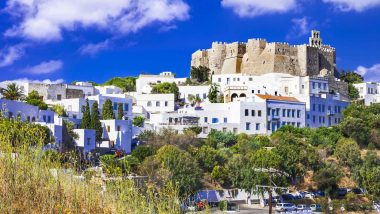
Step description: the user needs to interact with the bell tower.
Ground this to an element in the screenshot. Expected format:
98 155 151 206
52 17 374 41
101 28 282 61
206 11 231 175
309 30 322 47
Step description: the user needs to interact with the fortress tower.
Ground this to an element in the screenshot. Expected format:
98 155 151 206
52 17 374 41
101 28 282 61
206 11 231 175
190 30 337 78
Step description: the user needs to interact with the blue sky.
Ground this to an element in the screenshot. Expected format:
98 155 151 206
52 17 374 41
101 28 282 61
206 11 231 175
0 0 380 84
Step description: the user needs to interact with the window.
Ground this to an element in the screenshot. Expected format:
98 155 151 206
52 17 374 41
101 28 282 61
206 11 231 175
155 101 159 107
57 94 62 100
302 85 305 89
267 108 271 116
249 78 253 81
246 122 251 130
203 93 207 99
292 110 295 118
73 115 77 119
267 122 271 131
323 83 327 90
318 83 321 89
223 127 227 132
124 104 129 111
224 118 228 123
312 104 316 111
252 90 255 94
212 118 219 123
312 82 316 89
258 90 261 94
233 128 238 134
251 110 255 117
313 115 316 123
307 114 310 119
117 126 120 131
258 110 262 117
318 104 321 112
297 110 301 118
256 123 260 131
203 127 208 134
287 109 291 117
32 117 35 122
218 78 221 82
87 138 91 146
165 101 168 107
47 116 51 123
245 109 249 116
43 115 46 122
283 109 286 117
107 126 110 132
27 116 30 122
147 101 152 107
113 103 118 110
297 122 300 128
204 117 208 123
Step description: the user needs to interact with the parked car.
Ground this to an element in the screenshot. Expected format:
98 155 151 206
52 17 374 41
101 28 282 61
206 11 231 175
310 204 322 212
337 188 348 197
275 203 296 212
313 190 325 197
304 192 315 199
296 204 310 211
350 188 364 195
281 194 295 201
272 195 281 203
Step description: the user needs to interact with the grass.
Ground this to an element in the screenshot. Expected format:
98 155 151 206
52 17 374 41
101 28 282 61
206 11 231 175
0 142 182 213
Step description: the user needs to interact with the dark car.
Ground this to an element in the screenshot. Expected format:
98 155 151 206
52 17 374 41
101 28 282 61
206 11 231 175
281 194 295 201
350 188 364 195
313 190 325 197
337 188 348 197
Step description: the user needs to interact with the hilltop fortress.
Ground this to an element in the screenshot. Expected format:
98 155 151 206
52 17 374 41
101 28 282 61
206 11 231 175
191 30 336 77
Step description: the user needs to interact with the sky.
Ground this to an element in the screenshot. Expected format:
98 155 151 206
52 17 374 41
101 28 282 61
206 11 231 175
0 0 380 84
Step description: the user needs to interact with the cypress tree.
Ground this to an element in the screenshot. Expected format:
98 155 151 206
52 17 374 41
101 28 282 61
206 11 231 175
102 99 115 120
90 101 103 143
80 99 91 129
117 103 124 120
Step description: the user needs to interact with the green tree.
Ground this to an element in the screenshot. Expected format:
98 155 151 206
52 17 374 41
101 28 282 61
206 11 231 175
335 138 361 167
183 126 202 135
103 77 136 92
339 117 370 146
131 146 154 162
340 70 363 100
132 116 145 127
206 129 237 148
90 101 103 143
208 83 220 103
0 83 24 100
117 103 124 120
102 99 115 120
195 145 225 172
80 99 91 129
348 84 360 100
61 120 79 152
151 82 180 102
25 90 48 110
190 66 210 83
353 151 380 196
52 105 67 117
140 145 202 197
313 162 343 196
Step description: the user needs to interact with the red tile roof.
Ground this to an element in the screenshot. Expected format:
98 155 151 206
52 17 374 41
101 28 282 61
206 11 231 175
256 94 300 102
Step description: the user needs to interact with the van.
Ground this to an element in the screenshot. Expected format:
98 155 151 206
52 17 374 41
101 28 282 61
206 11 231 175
275 203 296 212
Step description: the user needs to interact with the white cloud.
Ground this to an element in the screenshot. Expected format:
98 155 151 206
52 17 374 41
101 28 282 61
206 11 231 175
79 40 110 56
355 64 380 82
0 78 65 89
322 0 380 12
0 44 27 67
286 17 316 40
5 0 190 41
21 60 63 74
221 0 298 17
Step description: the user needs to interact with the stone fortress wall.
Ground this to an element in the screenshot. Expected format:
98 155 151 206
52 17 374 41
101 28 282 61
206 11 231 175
191 30 336 78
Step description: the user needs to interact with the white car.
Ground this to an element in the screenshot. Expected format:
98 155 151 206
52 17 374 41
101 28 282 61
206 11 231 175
296 204 310 211
275 203 296 212
304 192 315 199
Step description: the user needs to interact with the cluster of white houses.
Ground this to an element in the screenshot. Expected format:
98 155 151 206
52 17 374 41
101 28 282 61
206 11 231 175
2 68 378 154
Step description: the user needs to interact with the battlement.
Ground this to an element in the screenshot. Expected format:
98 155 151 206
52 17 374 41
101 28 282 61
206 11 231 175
191 30 337 78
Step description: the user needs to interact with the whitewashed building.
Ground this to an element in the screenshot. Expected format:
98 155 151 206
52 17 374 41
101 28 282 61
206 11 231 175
353 82 380 105
148 94 306 137
99 120 133 153
136 71 187 93
74 129 96 153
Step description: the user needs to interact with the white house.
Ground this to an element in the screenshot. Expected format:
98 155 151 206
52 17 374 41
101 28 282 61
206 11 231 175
179 85 211 103
99 119 133 154
73 129 96 153
136 71 187 93
353 82 380 105
94 85 123 95
148 94 306 137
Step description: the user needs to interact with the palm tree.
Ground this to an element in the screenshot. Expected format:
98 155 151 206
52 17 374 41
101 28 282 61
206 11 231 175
0 83 25 100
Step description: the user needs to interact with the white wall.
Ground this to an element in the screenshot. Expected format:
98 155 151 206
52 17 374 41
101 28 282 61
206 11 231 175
74 129 96 153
